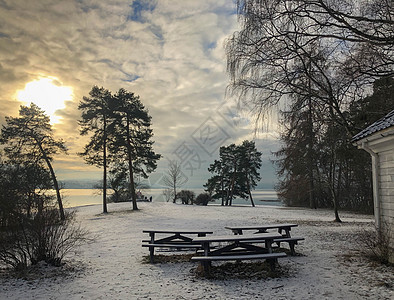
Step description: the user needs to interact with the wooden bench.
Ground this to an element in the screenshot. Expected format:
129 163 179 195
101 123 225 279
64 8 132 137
240 236 305 255
191 233 286 275
142 243 202 250
225 223 298 237
142 229 213 262
191 252 287 272
225 224 304 255
273 237 304 255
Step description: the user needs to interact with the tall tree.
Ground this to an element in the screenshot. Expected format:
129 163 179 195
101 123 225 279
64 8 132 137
238 141 262 207
162 160 187 203
205 141 262 207
225 0 393 220
274 77 394 214
204 155 227 206
79 86 113 214
111 88 161 210
0 104 67 220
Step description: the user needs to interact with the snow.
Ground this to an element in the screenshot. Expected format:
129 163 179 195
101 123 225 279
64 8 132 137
1 202 393 299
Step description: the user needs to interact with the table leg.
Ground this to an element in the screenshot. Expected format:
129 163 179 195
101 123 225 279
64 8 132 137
201 242 211 275
149 233 155 263
265 239 273 253
265 239 277 271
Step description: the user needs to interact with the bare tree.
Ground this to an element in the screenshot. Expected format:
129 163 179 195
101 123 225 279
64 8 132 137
225 0 393 221
162 161 187 203
232 0 393 78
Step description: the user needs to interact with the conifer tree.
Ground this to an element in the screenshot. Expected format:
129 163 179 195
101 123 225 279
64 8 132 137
0 104 67 220
110 88 161 210
79 86 113 214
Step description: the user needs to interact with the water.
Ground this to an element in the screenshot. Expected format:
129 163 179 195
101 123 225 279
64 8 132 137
62 188 282 208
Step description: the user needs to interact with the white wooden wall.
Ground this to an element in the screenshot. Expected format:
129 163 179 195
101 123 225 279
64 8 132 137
378 149 394 262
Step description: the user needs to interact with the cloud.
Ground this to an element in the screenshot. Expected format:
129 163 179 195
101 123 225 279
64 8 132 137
0 0 280 188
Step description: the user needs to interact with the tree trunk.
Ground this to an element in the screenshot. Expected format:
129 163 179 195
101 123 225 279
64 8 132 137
307 65 317 209
328 106 341 222
173 182 177 203
102 114 108 213
35 138 65 220
332 189 342 222
126 115 138 210
333 162 342 222
247 177 255 207
44 154 65 220
221 172 225 206
228 167 236 206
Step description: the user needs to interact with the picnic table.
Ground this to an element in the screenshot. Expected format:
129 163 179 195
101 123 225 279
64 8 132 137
191 233 286 274
142 229 213 262
225 223 304 255
225 223 298 237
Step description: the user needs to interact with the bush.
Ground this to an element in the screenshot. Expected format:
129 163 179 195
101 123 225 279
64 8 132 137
0 208 89 271
195 193 212 206
360 224 391 265
176 190 195 205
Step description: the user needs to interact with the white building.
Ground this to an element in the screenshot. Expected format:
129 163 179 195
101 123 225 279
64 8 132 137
353 110 394 263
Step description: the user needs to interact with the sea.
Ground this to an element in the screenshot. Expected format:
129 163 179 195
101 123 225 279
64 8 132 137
61 188 282 208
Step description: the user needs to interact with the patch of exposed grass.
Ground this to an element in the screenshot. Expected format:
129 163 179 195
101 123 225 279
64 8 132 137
193 260 289 280
142 253 195 264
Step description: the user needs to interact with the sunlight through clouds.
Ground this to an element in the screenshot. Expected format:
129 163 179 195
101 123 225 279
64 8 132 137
0 0 279 186
16 77 73 124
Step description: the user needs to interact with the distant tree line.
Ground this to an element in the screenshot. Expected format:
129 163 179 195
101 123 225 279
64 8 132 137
274 77 394 213
225 0 394 219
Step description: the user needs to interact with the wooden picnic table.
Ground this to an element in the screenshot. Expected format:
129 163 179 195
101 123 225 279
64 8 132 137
225 223 298 237
142 229 213 262
191 233 286 274
225 223 304 255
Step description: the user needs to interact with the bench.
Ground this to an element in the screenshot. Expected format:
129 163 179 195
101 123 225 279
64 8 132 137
225 224 304 255
191 252 287 273
191 233 286 275
142 243 201 250
241 236 305 255
273 237 304 255
225 223 298 237
142 229 213 263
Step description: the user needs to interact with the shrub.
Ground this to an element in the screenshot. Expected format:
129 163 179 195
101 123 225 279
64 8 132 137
195 193 212 206
176 190 196 205
162 189 173 202
360 224 391 265
0 208 89 271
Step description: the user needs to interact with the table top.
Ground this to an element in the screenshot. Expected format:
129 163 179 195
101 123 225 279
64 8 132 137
225 223 298 231
143 229 214 234
192 232 283 243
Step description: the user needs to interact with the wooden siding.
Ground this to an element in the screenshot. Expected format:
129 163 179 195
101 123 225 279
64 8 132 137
378 149 394 260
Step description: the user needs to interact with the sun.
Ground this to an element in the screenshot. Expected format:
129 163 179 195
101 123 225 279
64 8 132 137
16 77 73 124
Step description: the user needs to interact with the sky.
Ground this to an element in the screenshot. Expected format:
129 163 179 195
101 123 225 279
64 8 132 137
0 0 281 189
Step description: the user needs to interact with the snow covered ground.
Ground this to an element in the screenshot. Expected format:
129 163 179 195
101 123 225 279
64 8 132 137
1 202 393 300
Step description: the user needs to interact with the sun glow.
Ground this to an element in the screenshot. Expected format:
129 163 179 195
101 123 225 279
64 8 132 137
16 77 73 124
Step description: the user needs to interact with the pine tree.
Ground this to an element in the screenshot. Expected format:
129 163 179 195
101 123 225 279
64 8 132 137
78 86 113 214
110 88 161 210
0 104 67 220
